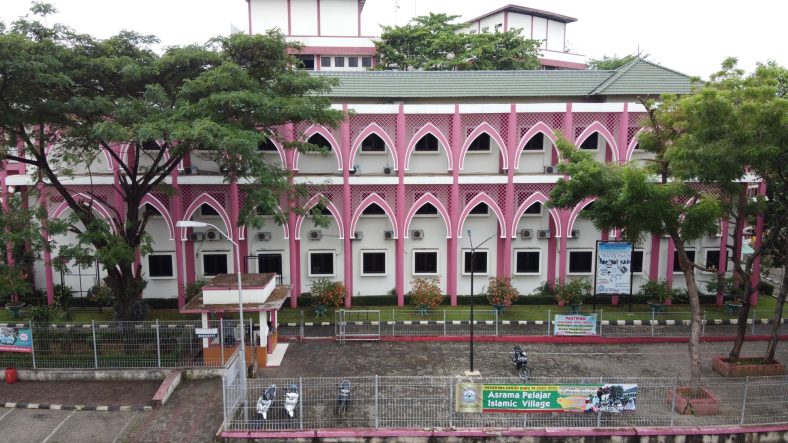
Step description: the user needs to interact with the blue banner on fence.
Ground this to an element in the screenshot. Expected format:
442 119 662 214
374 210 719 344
0 326 33 353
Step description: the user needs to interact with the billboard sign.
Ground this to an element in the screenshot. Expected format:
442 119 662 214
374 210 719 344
0 326 33 353
554 314 598 336
456 383 637 413
595 242 633 294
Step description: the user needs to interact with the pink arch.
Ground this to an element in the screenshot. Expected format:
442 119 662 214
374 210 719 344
350 193 398 238
404 193 452 238
458 122 508 170
625 128 648 161
45 142 114 172
575 121 619 162
456 193 506 239
50 193 116 232
404 123 454 171
565 197 597 234
140 194 175 240
510 191 563 238
260 138 286 167
294 125 342 171
294 194 344 240
349 123 398 171
514 122 558 169
180 194 232 241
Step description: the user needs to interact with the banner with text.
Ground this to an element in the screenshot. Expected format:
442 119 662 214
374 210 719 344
0 326 33 353
554 314 598 336
456 383 637 413
595 242 633 294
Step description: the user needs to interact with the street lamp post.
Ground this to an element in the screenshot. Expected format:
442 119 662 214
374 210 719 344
467 230 496 374
176 220 248 418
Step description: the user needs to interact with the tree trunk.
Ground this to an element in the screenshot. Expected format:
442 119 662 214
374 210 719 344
764 235 788 363
104 260 146 321
676 240 703 387
729 298 751 361
728 185 752 361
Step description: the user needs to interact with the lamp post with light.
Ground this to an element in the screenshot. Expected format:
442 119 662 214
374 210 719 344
467 230 496 374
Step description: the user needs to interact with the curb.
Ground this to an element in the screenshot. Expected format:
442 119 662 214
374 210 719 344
285 318 785 327
2 402 152 412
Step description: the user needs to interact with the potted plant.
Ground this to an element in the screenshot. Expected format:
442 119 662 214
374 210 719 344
639 280 672 313
310 279 345 317
486 276 519 314
409 277 442 316
554 279 590 314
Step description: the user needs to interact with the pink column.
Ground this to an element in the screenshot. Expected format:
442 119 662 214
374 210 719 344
546 217 557 286
618 103 630 164
716 218 729 306
284 123 301 307
38 184 55 305
750 182 767 306
341 109 353 308
665 238 675 305
649 234 661 282
229 176 248 272
184 185 197 286
395 104 406 306
171 171 186 307
0 169 14 272
448 105 461 304
501 105 516 277
558 210 569 284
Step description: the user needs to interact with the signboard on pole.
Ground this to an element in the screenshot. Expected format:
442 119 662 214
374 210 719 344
195 327 219 339
554 314 598 336
0 326 33 353
595 241 633 295
456 383 637 413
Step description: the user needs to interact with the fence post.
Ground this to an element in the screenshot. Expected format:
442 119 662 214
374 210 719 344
91 320 98 369
751 308 756 335
374 375 380 428
222 375 228 431
495 309 499 336
599 309 603 337
299 377 304 430
740 376 749 425
651 310 655 337
669 377 677 427
29 320 36 370
443 309 447 336
155 319 162 368
299 310 304 342
547 309 551 336
220 318 225 365
702 311 706 336
448 377 453 428
392 308 396 337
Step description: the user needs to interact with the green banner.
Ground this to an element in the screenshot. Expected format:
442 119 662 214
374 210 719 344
456 383 637 413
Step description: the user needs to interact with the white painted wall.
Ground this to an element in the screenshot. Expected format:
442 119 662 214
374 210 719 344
291 0 318 35
458 215 500 295
320 0 358 36
507 13 533 37
408 147 450 174
546 20 565 52
405 213 450 294
248 217 290 283
298 151 341 174
251 0 289 33
353 147 396 176
299 216 343 292
517 137 555 174
479 12 505 33
532 17 547 47
511 209 551 294
352 216 396 295
461 137 502 174
141 216 178 299
189 151 223 175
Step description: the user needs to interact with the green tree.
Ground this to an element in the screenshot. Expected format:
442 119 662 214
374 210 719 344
588 54 641 70
550 125 722 386
375 13 540 71
0 5 342 320
665 58 788 363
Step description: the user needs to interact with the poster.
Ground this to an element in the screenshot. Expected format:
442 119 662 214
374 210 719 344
554 314 598 336
595 242 633 294
457 383 637 413
0 326 33 353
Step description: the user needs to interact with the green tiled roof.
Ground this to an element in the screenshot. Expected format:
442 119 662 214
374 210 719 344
313 59 693 98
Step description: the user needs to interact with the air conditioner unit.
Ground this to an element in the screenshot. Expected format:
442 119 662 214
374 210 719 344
384 230 394 240
383 166 392 175
520 229 533 239
353 231 363 240
257 232 271 241
411 230 425 240
189 232 205 242
309 230 322 241
206 229 220 241
179 166 199 175
537 230 551 239
349 165 359 175
571 230 580 239
544 165 557 174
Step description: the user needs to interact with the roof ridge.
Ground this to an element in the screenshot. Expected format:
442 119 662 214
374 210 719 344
588 58 641 95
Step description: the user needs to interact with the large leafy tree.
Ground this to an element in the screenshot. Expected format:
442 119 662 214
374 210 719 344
588 54 641 70
0 5 342 320
375 13 540 71
666 59 788 363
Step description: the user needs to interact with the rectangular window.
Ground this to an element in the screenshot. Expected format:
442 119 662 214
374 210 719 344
320 56 331 68
361 56 372 68
413 250 438 275
704 249 722 272
148 254 174 278
309 251 334 276
257 253 283 275
295 55 314 70
463 250 488 275
515 250 540 274
202 253 228 276
361 251 386 275
631 250 644 274
673 250 696 273
334 56 345 68
568 250 593 274
348 56 359 68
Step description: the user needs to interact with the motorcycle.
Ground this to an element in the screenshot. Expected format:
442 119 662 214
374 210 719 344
511 345 532 381
256 384 276 420
337 380 351 415
284 384 299 418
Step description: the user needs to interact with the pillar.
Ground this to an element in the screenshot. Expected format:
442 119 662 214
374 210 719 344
171 170 186 307
38 184 56 305
649 233 661 282
395 104 406 305
501 105 516 277
341 107 353 308
284 123 301 307
750 182 766 306
618 103 630 165
448 105 461 304
665 238 675 305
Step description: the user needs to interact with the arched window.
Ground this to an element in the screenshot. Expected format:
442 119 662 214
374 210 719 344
200 204 219 216
468 133 491 152
580 133 599 150
414 134 439 152
469 203 489 215
258 137 277 152
144 204 161 217
415 203 438 215
361 203 386 215
523 133 545 151
523 202 542 215
360 134 386 152
308 134 332 151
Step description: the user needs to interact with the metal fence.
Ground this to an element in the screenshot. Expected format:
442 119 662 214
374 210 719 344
280 308 784 340
222 375 788 432
0 319 252 369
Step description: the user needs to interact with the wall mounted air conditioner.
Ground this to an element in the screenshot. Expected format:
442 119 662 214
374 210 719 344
349 165 359 175
257 232 271 241
189 232 205 242
309 230 322 240
544 165 557 174
383 167 392 175
353 231 363 240
571 230 580 239
384 230 394 240
411 230 425 240
537 230 551 239
520 229 533 239
206 229 220 241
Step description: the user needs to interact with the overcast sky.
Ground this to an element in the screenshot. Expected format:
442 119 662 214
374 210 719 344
2 0 786 79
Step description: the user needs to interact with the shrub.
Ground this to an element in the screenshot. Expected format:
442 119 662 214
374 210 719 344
310 279 346 307
409 277 443 309
554 279 591 305
704 276 745 302
29 304 58 322
639 280 673 303
486 276 520 307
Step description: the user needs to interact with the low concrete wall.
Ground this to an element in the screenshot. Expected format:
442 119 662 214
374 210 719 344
152 370 182 407
0 368 224 382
